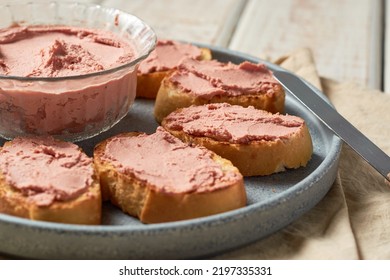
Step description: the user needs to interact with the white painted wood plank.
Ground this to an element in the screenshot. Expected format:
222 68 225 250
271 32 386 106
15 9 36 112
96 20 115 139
229 0 383 89
101 0 247 47
384 0 390 93
18 0 103 3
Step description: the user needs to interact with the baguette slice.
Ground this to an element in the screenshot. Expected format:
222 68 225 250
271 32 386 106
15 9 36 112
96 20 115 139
162 103 313 176
0 137 101 225
137 40 212 99
154 59 285 123
94 127 246 224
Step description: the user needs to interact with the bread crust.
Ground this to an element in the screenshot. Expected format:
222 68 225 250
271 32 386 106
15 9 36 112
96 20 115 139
154 76 285 123
136 48 212 99
0 143 101 225
136 71 168 99
94 132 246 224
162 110 313 176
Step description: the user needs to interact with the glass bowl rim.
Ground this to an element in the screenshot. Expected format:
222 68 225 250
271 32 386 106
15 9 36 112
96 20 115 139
0 1 157 82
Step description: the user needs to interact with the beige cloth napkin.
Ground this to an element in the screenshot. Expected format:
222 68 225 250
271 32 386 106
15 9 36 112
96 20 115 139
216 48 390 260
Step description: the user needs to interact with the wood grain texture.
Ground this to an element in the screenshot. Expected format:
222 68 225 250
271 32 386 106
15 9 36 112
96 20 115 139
102 0 247 46
229 0 383 89
385 0 390 93
21 0 103 3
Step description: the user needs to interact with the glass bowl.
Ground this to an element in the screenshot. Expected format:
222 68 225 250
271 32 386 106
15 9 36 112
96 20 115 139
0 1 156 141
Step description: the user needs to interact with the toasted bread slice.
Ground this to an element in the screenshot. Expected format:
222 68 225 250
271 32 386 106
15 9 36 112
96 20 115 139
162 103 313 176
94 128 246 223
136 40 212 99
0 137 101 225
154 59 285 123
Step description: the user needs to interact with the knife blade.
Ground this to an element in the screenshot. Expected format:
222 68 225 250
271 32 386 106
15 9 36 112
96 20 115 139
273 70 390 182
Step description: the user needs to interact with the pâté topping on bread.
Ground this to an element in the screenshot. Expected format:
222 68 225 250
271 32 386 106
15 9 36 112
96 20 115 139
137 40 211 98
94 127 246 223
0 137 94 206
138 40 209 74
154 58 285 122
162 103 313 176
170 59 279 97
0 136 101 224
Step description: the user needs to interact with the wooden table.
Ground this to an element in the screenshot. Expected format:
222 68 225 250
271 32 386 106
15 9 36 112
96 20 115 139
98 0 384 91
28 0 383 90
0 0 387 260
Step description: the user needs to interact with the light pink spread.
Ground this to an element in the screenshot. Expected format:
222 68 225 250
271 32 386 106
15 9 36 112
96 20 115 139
0 25 138 138
138 40 202 74
101 127 242 193
164 103 305 144
0 25 135 77
168 58 280 99
0 137 94 207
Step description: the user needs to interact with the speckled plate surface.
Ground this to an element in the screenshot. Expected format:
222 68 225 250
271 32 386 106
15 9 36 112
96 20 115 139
0 46 342 259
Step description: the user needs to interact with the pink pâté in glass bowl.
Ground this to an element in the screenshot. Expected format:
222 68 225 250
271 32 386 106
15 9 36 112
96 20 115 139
0 1 156 141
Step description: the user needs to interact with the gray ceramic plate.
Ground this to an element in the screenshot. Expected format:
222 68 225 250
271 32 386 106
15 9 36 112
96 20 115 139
0 46 342 259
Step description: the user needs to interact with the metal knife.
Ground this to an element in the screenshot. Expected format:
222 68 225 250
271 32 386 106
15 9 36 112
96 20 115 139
273 70 390 183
